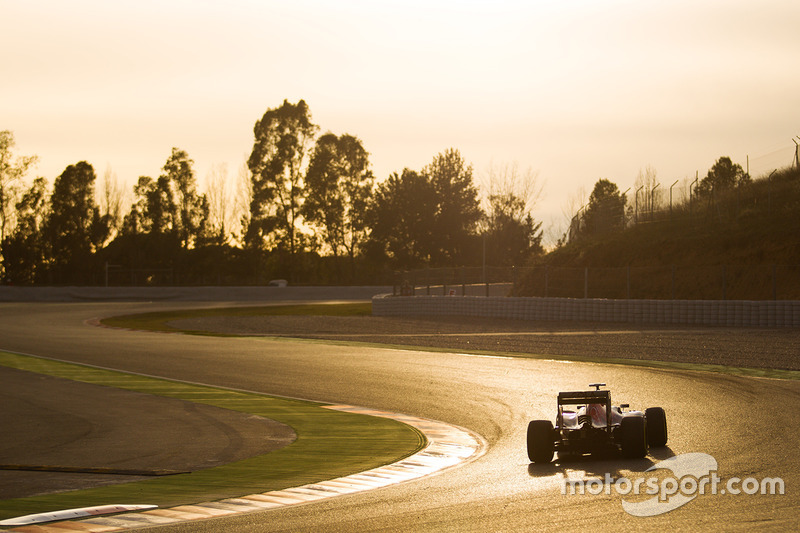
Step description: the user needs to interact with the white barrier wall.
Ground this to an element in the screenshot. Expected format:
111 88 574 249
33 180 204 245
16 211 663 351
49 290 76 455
372 295 800 327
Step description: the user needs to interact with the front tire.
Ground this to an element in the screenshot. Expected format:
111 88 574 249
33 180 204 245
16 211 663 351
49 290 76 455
645 407 668 447
527 420 554 463
620 415 647 458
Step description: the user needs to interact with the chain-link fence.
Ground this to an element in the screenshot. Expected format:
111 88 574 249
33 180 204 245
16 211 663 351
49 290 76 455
103 265 175 286
396 264 800 301
392 266 518 297
568 167 800 237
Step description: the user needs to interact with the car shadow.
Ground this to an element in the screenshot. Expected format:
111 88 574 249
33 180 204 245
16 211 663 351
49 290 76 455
647 445 677 461
527 446 676 479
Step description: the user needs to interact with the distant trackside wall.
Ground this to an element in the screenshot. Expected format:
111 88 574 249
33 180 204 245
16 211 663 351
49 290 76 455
371 295 800 327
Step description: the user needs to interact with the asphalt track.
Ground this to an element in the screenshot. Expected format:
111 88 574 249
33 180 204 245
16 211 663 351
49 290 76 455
1 301 799 531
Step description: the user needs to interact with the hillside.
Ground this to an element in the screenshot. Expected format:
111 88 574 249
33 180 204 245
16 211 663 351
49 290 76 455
515 167 800 300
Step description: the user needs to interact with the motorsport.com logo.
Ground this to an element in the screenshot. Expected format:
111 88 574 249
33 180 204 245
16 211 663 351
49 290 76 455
561 452 785 517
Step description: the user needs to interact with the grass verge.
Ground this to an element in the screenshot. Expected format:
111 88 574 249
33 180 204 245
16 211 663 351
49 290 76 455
0 350 425 521
100 302 372 333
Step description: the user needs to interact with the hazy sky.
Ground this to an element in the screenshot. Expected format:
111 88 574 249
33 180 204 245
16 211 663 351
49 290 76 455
3 0 799 243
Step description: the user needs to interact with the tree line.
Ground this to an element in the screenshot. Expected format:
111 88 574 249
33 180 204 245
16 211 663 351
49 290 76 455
565 156 756 242
0 100 544 286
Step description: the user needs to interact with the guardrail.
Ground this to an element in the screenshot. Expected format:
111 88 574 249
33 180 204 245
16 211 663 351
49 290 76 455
372 294 800 327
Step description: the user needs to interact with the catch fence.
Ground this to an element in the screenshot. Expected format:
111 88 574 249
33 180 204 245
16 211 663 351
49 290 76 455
397 264 800 301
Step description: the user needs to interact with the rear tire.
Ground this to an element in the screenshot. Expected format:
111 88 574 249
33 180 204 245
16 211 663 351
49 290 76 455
620 415 647 458
645 407 668 447
527 420 554 463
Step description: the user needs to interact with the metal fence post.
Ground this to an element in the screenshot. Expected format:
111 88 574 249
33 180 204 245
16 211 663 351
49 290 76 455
426 267 430 295
722 265 727 300
772 264 777 300
768 170 775 215
671 265 676 300
669 180 679 219
544 265 549 297
584 267 588 299
626 266 631 299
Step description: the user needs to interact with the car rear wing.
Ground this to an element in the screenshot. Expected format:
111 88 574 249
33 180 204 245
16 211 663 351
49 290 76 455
557 391 611 406
557 390 613 429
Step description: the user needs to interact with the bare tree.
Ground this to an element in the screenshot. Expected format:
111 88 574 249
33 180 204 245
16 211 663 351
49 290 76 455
205 163 231 242
98 165 125 242
560 186 587 245
481 162 543 216
480 162 545 264
634 165 662 217
541 215 563 251
677 176 693 205
0 131 37 242
232 158 252 246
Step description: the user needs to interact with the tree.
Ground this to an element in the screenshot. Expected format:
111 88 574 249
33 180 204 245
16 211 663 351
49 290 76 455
0 130 37 243
206 163 232 243
634 165 660 218
246 99 318 256
125 175 177 236
424 148 482 265
99 165 125 244
1 177 49 284
304 133 374 264
561 185 587 246
484 191 543 266
233 159 252 246
118 174 181 275
46 161 107 282
120 149 207 246
366 169 436 269
696 156 750 195
482 162 544 263
582 178 627 235
162 148 207 249
366 149 482 270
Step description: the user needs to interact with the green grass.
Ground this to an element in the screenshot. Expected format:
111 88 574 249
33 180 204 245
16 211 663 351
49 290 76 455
0 350 425 521
101 302 372 333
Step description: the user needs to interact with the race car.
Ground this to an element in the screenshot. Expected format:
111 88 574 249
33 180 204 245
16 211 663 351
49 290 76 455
527 383 667 463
